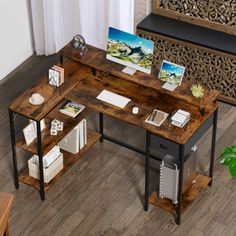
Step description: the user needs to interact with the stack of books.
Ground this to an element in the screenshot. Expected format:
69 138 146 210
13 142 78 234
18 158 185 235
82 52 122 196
171 109 190 128
58 119 87 154
48 65 64 87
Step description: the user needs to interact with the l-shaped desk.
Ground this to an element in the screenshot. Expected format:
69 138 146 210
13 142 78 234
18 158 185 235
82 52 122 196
9 43 219 225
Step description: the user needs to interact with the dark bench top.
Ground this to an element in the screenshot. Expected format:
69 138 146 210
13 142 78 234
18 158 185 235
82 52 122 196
137 13 236 56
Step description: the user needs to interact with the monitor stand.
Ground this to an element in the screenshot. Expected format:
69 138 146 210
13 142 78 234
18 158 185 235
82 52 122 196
162 82 178 91
122 67 136 75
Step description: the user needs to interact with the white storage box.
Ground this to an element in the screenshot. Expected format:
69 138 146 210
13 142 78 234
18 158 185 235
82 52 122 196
28 153 63 183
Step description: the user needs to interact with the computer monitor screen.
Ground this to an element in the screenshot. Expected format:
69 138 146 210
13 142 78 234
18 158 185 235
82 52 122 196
158 60 185 86
106 27 154 74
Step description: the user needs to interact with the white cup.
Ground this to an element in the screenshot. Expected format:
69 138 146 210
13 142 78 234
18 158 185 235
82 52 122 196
31 93 42 103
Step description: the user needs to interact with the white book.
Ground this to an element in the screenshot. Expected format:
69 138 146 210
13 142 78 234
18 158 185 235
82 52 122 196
83 119 87 145
171 109 190 124
76 124 80 152
79 121 84 150
171 118 189 128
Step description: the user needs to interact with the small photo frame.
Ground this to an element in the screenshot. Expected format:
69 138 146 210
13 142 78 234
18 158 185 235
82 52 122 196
158 60 185 90
23 123 37 146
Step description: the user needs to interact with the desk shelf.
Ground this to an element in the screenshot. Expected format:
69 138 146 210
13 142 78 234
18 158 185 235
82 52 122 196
15 100 91 156
18 129 101 192
149 174 211 215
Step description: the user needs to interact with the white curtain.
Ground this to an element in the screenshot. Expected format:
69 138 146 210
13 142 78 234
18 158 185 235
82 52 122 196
31 0 134 55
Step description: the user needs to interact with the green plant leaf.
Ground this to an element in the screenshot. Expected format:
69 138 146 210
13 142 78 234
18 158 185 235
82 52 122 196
220 153 235 165
228 158 236 178
224 147 233 153
230 145 236 154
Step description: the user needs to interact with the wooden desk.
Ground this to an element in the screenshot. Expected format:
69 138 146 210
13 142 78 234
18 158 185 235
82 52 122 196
61 43 219 224
0 193 13 236
9 43 219 225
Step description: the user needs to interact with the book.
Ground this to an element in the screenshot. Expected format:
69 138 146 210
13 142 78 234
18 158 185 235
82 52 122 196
79 121 84 150
53 65 64 85
171 109 190 128
59 101 85 118
83 119 87 145
145 109 169 127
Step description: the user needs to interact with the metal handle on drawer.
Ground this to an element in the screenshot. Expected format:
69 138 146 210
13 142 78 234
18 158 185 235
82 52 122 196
160 144 171 150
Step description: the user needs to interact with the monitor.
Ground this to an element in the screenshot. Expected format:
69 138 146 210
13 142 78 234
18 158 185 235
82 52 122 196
106 27 154 75
158 60 185 91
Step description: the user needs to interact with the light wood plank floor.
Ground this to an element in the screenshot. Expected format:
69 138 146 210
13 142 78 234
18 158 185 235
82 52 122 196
0 54 235 236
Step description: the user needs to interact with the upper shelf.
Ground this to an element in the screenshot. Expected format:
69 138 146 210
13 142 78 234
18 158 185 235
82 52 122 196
137 13 236 56
61 43 219 111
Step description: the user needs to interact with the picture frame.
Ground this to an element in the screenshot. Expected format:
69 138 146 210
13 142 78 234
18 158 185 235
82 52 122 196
23 123 37 146
158 60 185 86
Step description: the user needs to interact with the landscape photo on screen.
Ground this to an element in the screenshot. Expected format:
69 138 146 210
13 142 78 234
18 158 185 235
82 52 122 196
158 60 185 85
107 27 154 73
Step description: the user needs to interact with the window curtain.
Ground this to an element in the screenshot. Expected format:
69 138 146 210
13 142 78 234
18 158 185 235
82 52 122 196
31 0 134 55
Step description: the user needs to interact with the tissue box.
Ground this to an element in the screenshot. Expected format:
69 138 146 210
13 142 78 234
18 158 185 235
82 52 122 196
28 153 63 183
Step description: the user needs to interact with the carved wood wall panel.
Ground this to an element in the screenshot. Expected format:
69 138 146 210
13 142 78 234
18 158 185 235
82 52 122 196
159 0 236 27
137 30 236 104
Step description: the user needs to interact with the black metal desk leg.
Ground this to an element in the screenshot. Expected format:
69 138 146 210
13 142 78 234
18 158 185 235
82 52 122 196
99 113 104 143
144 131 151 211
176 144 184 225
209 108 218 186
8 109 19 189
36 121 45 201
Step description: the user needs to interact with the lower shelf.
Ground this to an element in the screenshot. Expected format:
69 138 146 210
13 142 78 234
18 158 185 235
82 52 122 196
149 174 211 215
19 129 101 192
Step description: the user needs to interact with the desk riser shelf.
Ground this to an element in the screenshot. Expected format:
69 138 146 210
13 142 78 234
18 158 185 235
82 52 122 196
149 174 211 215
61 44 219 109
18 129 101 191
15 100 92 156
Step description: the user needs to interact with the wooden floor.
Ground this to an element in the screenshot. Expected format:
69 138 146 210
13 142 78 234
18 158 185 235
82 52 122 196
0 54 236 236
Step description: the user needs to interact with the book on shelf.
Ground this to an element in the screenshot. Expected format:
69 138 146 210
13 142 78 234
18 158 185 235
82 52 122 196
145 109 169 127
58 119 87 154
59 101 85 118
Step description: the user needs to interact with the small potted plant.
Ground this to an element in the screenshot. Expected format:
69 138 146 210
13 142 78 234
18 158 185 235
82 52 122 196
190 84 205 115
190 84 205 99
220 145 236 178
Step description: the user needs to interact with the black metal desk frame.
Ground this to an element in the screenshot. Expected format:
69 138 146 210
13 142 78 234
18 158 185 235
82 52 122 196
98 107 218 225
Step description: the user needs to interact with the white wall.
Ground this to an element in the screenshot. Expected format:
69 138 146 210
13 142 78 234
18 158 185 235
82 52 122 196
0 0 33 81
134 0 152 29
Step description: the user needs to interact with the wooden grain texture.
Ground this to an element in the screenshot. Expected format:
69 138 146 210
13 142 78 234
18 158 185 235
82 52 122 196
149 174 211 215
62 43 220 108
1 50 236 236
18 129 101 191
0 192 13 236
9 61 90 121
66 74 217 144
16 101 92 156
